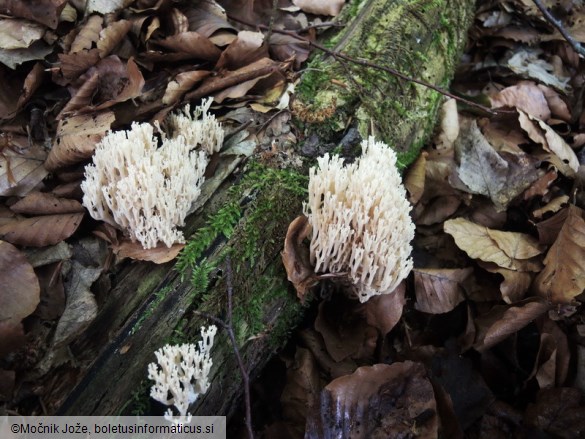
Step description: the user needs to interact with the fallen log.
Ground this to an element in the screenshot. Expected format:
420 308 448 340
45 0 476 421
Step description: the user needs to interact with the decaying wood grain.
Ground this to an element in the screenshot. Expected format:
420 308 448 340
46 0 476 421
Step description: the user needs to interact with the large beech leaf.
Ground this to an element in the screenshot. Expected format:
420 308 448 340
10 192 84 215
0 213 84 247
534 205 585 303
45 110 115 171
444 217 545 270
473 298 550 351
414 268 471 314
306 362 438 439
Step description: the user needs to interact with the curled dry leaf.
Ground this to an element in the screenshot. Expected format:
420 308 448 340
162 70 210 105
0 213 84 247
10 192 84 215
518 110 579 175
45 110 115 171
534 205 585 304
414 268 471 314
530 319 569 389
97 19 132 58
444 217 545 271
405 151 426 205
473 298 550 351
306 362 438 439
282 215 316 302
435 97 460 150
70 15 103 53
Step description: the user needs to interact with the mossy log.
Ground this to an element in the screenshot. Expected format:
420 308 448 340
48 0 475 420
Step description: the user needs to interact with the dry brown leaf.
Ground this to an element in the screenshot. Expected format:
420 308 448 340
268 33 310 68
414 195 461 226
534 205 585 304
363 282 406 336
518 110 579 175
479 262 532 304
97 19 132 58
535 207 568 245
0 213 84 247
277 347 321 439
185 57 285 104
55 48 101 84
405 151 426 205
414 268 471 314
0 0 68 29
0 18 45 50
473 298 550 351
52 260 100 347
162 70 211 105
70 15 103 53
538 84 571 121
490 82 551 120
87 0 133 14
45 111 115 171
0 141 48 197
183 5 236 38
155 31 221 61
292 0 344 16
0 240 40 324
216 30 266 70
455 119 542 211
524 388 585 436
34 261 66 320
530 319 569 389
315 295 376 363
111 239 185 264
435 98 459 150
306 362 438 439
532 195 569 219
444 217 545 270
10 192 84 215
523 169 557 200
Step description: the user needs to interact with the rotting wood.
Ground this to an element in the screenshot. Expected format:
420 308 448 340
44 0 476 421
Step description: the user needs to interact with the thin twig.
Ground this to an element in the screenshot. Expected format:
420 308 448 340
227 15 499 115
532 0 585 58
265 0 279 46
195 257 254 439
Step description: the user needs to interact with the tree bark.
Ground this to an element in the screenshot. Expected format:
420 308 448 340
45 0 476 421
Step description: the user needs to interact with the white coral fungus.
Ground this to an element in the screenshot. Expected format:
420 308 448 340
81 98 224 249
303 136 415 303
148 325 217 425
